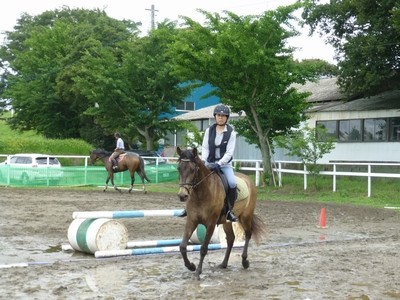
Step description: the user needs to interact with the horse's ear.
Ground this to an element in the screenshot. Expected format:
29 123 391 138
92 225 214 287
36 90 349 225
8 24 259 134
176 147 182 156
192 148 198 157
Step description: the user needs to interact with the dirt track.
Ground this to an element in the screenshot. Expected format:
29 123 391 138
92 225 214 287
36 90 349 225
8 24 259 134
1 187 400 299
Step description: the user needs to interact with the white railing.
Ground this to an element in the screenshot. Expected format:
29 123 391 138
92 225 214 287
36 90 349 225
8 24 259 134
235 159 400 197
2 154 400 197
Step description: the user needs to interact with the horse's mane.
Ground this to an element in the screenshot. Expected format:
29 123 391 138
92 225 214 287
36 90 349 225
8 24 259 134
92 149 112 156
178 148 196 161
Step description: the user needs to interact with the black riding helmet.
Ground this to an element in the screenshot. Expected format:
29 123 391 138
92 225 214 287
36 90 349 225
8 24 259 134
213 104 230 119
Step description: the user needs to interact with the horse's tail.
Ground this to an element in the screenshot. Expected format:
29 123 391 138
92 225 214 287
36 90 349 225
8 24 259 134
138 155 151 182
251 214 267 245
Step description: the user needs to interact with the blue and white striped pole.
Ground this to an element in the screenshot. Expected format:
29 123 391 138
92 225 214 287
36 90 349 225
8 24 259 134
72 209 185 219
95 242 245 258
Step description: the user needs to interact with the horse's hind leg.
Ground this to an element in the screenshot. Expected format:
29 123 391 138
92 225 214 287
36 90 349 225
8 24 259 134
241 228 252 269
220 223 235 268
137 172 147 194
128 173 135 193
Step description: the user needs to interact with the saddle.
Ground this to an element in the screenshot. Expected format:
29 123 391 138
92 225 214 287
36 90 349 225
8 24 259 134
214 169 249 218
108 152 127 163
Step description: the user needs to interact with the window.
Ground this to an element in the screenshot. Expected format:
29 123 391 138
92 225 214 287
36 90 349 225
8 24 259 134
390 118 400 141
176 101 195 111
316 117 399 142
363 118 387 141
339 120 362 141
316 121 337 141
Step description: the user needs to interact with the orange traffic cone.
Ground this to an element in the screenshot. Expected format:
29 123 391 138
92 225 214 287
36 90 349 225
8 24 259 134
317 207 328 229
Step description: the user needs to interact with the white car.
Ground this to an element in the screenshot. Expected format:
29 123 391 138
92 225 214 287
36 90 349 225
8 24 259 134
0 153 63 185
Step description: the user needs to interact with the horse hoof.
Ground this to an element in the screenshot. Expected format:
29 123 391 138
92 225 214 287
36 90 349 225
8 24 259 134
242 260 250 269
188 263 196 272
218 263 228 269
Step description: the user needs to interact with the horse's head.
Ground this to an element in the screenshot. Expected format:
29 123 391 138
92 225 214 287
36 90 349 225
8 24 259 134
89 149 109 165
89 150 98 165
176 147 203 202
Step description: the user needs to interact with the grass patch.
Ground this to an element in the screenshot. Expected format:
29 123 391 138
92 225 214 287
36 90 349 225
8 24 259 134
257 174 400 209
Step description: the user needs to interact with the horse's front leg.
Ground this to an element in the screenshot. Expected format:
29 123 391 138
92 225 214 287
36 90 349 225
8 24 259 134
103 175 111 192
180 225 196 273
110 173 121 193
195 224 217 280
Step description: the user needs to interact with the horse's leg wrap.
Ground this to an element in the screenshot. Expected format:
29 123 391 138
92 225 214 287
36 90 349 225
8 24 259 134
226 186 238 222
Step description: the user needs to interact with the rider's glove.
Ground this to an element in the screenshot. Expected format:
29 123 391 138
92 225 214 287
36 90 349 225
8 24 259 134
208 163 221 171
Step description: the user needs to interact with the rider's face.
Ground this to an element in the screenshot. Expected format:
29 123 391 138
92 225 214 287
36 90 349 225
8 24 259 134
215 114 227 125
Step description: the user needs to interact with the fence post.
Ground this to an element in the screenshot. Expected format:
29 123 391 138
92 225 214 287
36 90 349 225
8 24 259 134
303 164 307 190
333 163 336 192
278 162 282 187
84 157 88 185
255 161 260 187
368 164 371 197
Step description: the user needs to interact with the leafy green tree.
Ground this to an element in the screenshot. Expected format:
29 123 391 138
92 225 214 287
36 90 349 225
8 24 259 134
0 7 139 140
302 0 400 96
83 21 192 150
0 8 190 151
275 125 336 189
169 5 328 185
298 58 338 77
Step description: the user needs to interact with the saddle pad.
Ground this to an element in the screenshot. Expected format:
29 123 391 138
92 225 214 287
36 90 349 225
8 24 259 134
236 176 249 201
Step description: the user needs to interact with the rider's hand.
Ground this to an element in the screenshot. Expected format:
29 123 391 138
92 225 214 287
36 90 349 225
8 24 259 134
208 163 221 171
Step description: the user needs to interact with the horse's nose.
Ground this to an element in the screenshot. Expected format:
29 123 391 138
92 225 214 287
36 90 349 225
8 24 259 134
177 188 188 202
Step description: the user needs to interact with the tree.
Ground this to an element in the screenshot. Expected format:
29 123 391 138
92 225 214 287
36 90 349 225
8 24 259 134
0 7 139 140
83 21 192 150
169 5 328 185
0 8 190 151
302 0 400 97
275 125 336 189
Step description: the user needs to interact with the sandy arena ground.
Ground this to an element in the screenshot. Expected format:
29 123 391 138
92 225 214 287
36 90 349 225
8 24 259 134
0 187 400 299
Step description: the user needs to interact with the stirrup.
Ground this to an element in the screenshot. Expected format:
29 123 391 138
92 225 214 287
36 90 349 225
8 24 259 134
112 165 118 171
226 210 238 222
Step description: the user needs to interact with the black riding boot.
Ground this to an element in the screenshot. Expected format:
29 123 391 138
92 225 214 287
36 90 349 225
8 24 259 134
112 158 118 171
226 186 238 222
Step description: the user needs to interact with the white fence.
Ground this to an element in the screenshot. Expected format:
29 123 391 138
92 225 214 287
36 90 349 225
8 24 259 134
235 159 400 197
1 154 400 197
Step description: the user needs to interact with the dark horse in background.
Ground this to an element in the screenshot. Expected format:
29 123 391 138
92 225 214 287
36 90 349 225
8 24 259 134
89 149 150 193
176 147 266 280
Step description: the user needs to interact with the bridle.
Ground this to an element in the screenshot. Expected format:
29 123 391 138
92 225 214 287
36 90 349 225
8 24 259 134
178 158 214 193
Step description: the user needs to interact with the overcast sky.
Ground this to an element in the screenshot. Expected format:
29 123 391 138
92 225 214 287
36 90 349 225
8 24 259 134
0 0 335 63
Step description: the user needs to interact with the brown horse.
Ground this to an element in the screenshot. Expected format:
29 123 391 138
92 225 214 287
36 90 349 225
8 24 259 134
176 147 266 279
89 149 150 193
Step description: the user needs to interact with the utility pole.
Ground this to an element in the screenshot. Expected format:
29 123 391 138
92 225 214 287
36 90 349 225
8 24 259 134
145 4 158 31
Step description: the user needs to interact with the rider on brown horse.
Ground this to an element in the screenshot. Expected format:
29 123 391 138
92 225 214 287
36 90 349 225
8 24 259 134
179 104 238 222
110 132 125 171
